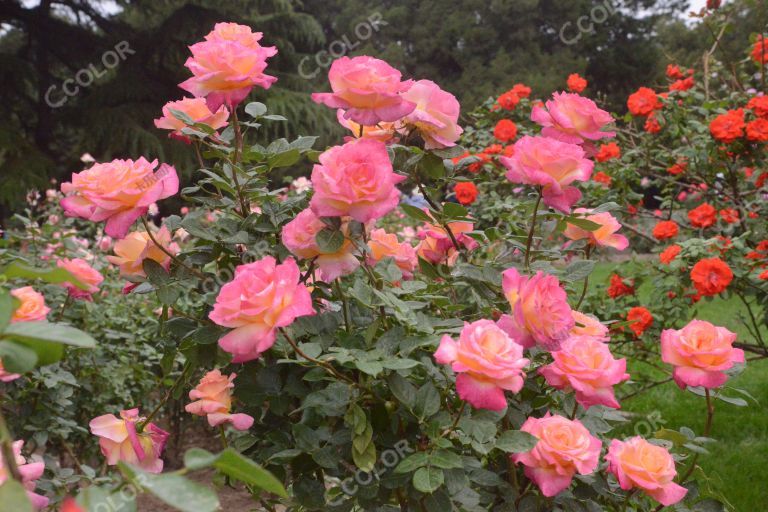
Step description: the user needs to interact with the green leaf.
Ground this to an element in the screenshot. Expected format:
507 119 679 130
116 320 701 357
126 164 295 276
183 448 219 470
655 428 688 446
495 431 538 453
401 204 433 223
0 289 12 332
315 228 345 254
0 261 88 289
0 480 33 512
395 452 429 473
3 321 97 348
388 373 417 408
213 449 288 497
143 260 170 285
0 340 38 373
422 153 446 179
168 108 194 125
429 450 463 469
245 102 267 118
442 202 468 221
565 217 603 231
414 382 441 420
413 466 444 493
268 149 301 169
119 462 220 512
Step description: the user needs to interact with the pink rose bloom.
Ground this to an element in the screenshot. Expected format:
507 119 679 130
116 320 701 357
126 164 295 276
531 92 615 146
400 79 463 149
10 286 50 323
209 256 315 363
661 320 744 389
57 258 103 300
89 408 169 473
0 440 49 509
0 359 21 382
97 235 113 252
367 228 418 280
606 437 687 506
310 138 405 223
60 157 179 238
539 336 629 409
416 216 479 265
312 56 416 126
154 97 229 139
498 268 574 351
500 136 594 213
281 208 360 282
185 369 254 430
511 414 601 497
434 319 529 411
107 227 179 279
570 311 609 342
180 22 277 109
336 110 397 144
563 208 629 250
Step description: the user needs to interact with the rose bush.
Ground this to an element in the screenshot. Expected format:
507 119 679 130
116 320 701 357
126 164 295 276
0 10 764 512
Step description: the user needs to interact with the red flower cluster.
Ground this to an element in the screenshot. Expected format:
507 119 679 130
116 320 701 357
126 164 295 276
751 35 768 65
667 159 687 175
627 307 653 337
493 119 518 142
497 91 520 110
627 87 663 117
652 220 679 240
719 208 740 224
567 73 588 93
644 115 661 133
747 96 768 118
688 203 716 228
607 273 635 298
595 142 620 162
455 182 478 205
659 245 682 265
690 257 733 296
710 109 745 143
593 171 612 187
669 76 695 92
746 118 768 142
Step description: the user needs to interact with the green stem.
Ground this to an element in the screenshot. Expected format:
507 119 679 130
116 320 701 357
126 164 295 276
679 388 714 483
524 188 543 270
141 217 205 278
138 362 191 432
575 245 592 310
279 328 358 387
336 279 351 333
0 405 22 482
415 181 467 261
218 425 229 449
230 108 249 217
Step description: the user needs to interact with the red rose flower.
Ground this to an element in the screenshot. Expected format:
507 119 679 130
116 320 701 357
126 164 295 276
627 307 653 337
644 115 661 133
667 160 687 175
757 172 768 188
719 208 740 224
751 35 768 65
669 76 695 92
690 257 733 296
652 220 679 240
454 182 478 206
593 171 612 186
512 83 532 98
659 245 682 264
627 87 663 116
595 142 621 162
497 91 520 110
746 118 768 142
688 203 717 228
493 119 518 142
759 269 768 280
567 73 588 93
710 109 745 143
666 64 684 79
608 273 635 298
747 96 768 118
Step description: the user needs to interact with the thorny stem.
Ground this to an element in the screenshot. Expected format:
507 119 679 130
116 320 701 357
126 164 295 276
441 401 466 437
230 108 250 217
575 245 592 310
524 188 543 270
679 388 714 483
138 362 192 432
142 217 205 278
279 328 358 387
335 279 351 333
0 404 23 482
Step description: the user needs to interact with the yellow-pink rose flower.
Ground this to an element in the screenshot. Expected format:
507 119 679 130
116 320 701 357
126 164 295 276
57 258 103 300
400 79 463 149
107 226 179 279
185 369 254 430
570 311 609 341
661 319 744 389
10 286 50 323
367 228 417 280
563 208 628 251
180 22 277 109
606 437 687 506
89 408 169 473
61 157 179 238
154 97 229 140
0 440 48 509
512 414 601 497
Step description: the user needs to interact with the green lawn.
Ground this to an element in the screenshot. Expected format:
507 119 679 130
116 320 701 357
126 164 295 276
589 262 768 511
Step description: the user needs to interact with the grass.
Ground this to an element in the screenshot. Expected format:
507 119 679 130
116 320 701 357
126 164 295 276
589 262 768 511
